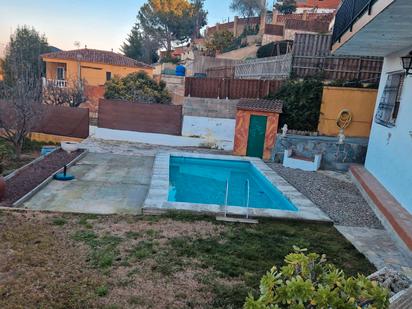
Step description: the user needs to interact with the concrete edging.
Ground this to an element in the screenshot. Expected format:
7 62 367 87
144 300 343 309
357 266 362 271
4 147 59 181
349 169 412 261
12 150 89 207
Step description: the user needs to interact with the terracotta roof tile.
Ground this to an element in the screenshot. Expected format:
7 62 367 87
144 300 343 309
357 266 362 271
41 49 153 69
297 0 341 9
237 99 283 113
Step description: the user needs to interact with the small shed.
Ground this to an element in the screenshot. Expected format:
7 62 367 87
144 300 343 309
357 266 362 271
233 99 283 160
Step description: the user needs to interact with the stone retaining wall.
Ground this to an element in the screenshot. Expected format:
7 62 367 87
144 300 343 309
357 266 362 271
182 97 238 119
273 134 369 171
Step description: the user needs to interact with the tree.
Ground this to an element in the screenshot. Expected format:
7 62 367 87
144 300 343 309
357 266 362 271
205 30 235 56
104 71 171 104
230 0 265 18
190 0 208 40
0 26 48 158
0 62 43 159
121 24 160 64
43 79 87 107
137 0 207 52
274 0 297 14
1 26 50 86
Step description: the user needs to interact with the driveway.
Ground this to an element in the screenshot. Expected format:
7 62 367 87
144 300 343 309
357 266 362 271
23 152 154 214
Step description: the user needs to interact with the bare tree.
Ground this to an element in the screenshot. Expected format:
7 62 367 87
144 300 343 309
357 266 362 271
42 79 86 107
0 55 44 159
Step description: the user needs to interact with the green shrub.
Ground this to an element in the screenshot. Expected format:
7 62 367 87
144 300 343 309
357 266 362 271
104 71 171 104
244 247 389 309
160 53 180 64
269 78 324 131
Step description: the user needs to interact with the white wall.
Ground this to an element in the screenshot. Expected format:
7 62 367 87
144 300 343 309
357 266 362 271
365 46 412 213
182 116 235 150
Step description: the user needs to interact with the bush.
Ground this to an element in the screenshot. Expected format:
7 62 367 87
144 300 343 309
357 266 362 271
328 79 379 89
244 247 390 309
104 71 171 104
269 78 323 131
160 53 180 64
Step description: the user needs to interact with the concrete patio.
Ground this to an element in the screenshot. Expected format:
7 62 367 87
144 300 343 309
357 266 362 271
23 152 154 214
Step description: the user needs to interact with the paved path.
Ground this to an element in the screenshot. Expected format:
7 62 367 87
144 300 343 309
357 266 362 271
336 226 412 278
23 153 154 214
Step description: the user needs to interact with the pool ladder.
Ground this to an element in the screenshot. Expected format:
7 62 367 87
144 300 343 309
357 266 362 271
223 179 250 219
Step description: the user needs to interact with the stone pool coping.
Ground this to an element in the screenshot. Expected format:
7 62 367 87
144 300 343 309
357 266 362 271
143 152 331 223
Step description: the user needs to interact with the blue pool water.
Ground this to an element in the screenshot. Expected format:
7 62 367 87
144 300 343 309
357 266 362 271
168 156 298 211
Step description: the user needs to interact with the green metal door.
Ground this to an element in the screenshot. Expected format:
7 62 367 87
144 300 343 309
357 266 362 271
246 115 267 158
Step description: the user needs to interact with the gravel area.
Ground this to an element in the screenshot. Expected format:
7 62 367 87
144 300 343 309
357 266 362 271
267 163 383 229
0 149 83 207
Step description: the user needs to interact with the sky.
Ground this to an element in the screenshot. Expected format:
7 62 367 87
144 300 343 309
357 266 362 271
0 0 236 55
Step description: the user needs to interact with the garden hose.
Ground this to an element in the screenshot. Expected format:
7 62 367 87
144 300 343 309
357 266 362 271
336 109 352 130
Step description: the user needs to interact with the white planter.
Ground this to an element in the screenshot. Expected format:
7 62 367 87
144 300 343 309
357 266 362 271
61 141 80 153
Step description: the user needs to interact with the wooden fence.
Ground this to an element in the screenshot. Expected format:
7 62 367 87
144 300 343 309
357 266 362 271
98 99 182 135
184 78 284 99
206 66 235 78
292 55 383 81
0 100 89 138
233 33 383 82
37 105 90 138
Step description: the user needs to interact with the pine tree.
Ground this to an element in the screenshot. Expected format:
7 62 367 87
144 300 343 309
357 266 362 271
121 24 159 64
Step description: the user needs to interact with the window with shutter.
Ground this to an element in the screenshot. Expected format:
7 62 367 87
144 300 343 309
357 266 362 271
375 72 404 127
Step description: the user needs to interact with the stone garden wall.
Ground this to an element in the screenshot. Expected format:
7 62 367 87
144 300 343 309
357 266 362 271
182 97 238 119
273 134 369 171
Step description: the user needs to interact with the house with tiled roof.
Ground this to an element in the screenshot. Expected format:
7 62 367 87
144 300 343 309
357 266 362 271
295 0 341 13
41 48 153 88
41 48 154 115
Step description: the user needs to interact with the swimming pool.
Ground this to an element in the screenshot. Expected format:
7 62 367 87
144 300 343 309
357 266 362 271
143 152 331 222
168 156 297 211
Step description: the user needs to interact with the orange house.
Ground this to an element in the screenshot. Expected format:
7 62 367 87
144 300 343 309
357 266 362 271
41 48 154 113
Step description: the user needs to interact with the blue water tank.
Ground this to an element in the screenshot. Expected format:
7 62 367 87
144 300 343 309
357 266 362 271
176 65 186 76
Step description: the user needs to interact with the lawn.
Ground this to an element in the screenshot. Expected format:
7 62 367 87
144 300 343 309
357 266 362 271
0 210 376 309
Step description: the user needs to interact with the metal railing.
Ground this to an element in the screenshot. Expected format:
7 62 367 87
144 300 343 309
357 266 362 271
245 179 250 219
224 179 229 217
332 0 379 46
42 77 67 88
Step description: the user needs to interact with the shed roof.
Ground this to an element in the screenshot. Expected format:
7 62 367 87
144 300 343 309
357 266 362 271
41 49 153 69
237 99 283 113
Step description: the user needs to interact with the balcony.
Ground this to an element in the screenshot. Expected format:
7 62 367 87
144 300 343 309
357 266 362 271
42 78 67 88
331 0 412 57
332 0 378 44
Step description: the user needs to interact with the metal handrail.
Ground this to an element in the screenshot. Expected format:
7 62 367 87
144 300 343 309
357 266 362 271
224 179 229 217
245 179 250 219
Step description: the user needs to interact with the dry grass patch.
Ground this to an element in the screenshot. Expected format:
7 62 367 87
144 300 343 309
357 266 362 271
0 211 375 309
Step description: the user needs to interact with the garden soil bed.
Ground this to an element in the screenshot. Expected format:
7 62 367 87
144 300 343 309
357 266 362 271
0 149 84 207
